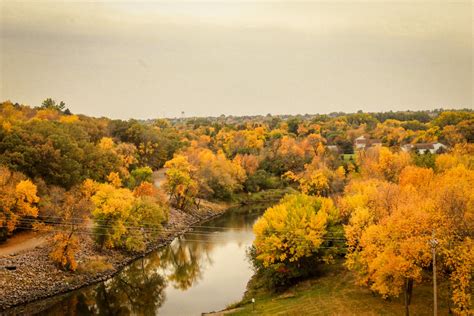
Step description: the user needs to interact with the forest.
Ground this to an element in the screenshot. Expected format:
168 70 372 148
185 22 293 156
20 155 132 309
0 99 473 315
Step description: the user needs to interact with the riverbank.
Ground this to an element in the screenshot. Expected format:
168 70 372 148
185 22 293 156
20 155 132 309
219 260 451 315
233 187 296 205
0 201 228 312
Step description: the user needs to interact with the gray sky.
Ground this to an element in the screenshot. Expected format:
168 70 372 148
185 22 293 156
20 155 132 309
1 1 472 119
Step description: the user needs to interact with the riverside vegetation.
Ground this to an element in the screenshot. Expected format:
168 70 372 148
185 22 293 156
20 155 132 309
0 99 473 314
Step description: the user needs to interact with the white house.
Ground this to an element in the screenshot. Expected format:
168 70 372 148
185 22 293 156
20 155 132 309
354 135 382 150
401 142 447 154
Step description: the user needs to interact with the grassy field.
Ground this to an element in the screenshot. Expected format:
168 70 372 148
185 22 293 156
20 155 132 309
228 261 451 316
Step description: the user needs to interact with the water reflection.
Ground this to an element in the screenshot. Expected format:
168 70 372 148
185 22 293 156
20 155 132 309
35 257 167 316
161 240 206 291
28 204 268 316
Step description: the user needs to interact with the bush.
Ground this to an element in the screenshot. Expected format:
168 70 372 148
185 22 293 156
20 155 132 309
412 152 436 169
77 257 113 274
127 166 153 188
244 170 283 193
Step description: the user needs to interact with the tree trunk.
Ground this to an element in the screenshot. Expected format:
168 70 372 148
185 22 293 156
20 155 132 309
407 278 413 305
404 278 411 316
447 284 453 314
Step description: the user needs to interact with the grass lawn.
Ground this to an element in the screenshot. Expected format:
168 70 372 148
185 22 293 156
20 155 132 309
341 154 356 162
228 261 451 315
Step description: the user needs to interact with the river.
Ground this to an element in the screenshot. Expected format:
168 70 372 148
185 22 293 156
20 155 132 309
26 204 267 315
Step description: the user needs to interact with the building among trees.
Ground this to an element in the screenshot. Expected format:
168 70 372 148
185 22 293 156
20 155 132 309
401 142 447 154
354 135 382 150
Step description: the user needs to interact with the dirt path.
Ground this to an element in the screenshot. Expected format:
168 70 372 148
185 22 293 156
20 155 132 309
0 231 47 257
0 171 167 259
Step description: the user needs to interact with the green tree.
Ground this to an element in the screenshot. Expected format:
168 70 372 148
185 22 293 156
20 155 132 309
127 166 153 188
0 120 121 188
40 98 66 111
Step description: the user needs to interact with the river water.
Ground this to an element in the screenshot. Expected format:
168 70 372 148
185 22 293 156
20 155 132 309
30 204 267 315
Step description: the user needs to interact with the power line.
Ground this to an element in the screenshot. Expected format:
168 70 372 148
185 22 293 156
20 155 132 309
12 225 348 245
16 218 347 236
23 215 348 234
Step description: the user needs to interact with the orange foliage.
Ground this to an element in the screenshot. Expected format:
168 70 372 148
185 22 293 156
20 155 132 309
0 167 39 238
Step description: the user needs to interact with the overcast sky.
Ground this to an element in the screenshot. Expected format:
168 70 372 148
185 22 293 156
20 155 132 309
1 0 472 119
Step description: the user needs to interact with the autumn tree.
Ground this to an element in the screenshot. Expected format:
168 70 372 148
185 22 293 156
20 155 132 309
216 128 265 157
90 183 135 249
163 155 198 210
346 189 433 314
357 146 411 182
185 147 246 200
233 154 260 176
90 180 168 252
109 120 182 169
0 167 39 241
125 196 168 252
0 120 122 188
442 238 474 315
48 186 93 271
251 193 341 288
343 162 474 315
107 172 122 187
284 152 346 197
127 166 153 188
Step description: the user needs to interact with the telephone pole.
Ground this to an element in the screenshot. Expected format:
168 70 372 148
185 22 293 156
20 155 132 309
430 230 438 316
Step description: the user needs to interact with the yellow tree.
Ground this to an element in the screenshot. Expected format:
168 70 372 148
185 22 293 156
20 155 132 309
252 193 340 287
216 129 265 157
98 137 138 177
164 155 198 210
344 162 474 315
442 239 474 315
357 147 411 182
91 183 136 249
0 167 39 240
353 191 433 312
284 155 345 197
107 171 122 187
285 169 330 197
91 179 168 252
435 144 473 173
184 147 246 200
433 164 474 315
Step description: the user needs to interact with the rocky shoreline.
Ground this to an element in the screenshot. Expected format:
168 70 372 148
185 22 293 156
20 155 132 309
0 203 228 314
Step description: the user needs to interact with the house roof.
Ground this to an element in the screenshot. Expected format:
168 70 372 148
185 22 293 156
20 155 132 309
413 143 434 150
355 137 381 145
403 142 447 150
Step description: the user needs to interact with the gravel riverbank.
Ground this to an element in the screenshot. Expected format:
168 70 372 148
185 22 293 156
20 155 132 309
0 203 227 313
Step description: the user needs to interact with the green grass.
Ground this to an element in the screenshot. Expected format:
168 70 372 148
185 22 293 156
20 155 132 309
341 154 356 162
229 261 451 316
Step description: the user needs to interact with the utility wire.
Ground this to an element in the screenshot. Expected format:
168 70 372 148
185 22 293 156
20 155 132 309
14 224 348 242
17 218 347 236
13 225 348 244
